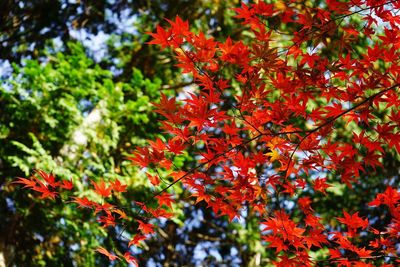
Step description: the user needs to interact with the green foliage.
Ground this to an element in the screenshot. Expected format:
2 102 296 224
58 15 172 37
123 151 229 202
0 42 163 266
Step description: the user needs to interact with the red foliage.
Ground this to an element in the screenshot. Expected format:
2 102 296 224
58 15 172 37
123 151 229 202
15 0 400 265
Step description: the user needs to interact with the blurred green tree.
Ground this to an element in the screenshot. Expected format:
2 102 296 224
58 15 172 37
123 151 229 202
0 42 163 266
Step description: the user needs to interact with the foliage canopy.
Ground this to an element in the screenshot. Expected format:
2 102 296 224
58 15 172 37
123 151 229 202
4 0 400 266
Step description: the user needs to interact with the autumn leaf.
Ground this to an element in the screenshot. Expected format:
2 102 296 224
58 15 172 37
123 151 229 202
95 247 119 261
263 235 288 252
167 139 186 155
337 211 369 230
110 179 127 193
128 234 146 247
369 186 400 210
33 181 58 200
155 192 174 209
123 252 138 266
70 197 95 209
60 179 73 190
112 208 127 219
97 213 116 227
12 177 37 189
165 15 189 36
146 25 172 48
146 172 160 186
266 149 280 162
35 170 60 188
137 220 155 235
91 180 112 198
153 93 177 116
313 177 331 194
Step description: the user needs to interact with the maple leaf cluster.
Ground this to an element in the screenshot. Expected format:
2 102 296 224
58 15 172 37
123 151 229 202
13 170 152 266
15 0 400 265
13 169 73 199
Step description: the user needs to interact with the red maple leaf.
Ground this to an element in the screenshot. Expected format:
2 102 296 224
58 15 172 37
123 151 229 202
35 170 59 188
369 186 400 210
33 181 58 200
123 252 138 266
165 16 189 36
313 177 331 194
60 179 73 190
155 192 174 209
91 180 112 198
70 197 95 209
167 139 186 155
110 179 127 193
12 177 37 189
137 220 154 235
146 25 172 49
95 247 119 261
128 234 146 247
337 211 369 230
146 172 160 186
263 235 288 252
